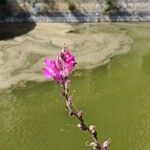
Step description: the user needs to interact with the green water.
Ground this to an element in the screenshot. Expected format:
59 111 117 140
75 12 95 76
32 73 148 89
0 23 150 150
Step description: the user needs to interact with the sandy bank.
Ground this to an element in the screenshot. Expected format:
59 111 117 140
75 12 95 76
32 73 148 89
0 23 133 89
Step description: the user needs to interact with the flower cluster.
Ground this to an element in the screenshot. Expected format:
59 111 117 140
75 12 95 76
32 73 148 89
43 49 77 84
43 47 110 150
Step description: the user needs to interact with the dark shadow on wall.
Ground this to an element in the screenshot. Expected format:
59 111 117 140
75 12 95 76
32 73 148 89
108 10 133 22
0 1 36 41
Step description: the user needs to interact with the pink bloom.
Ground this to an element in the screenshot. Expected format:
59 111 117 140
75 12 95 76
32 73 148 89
63 50 77 75
43 58 63 84
43 49 76 84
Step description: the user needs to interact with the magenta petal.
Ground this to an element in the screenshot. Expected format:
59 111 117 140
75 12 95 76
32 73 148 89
43 68 53 79
44 58 55 68
61 68 69 78
55 59 63 70
64 50 76 66
54 75 62 84
66 55 74 63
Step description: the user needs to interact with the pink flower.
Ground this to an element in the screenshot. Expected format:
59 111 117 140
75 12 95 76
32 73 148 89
43 58 63 84
43 49 77 84
61 50 77 75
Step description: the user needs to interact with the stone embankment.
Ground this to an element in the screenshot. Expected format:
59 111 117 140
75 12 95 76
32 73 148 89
0 11 150 23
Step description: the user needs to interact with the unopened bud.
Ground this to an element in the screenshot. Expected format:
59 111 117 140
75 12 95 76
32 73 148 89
102 139 111 150
77 123 87 131
89 125 97 138
89 125 96 131
90 142 100 150
77 124 82 129
77 110 83 119
69 111 74 116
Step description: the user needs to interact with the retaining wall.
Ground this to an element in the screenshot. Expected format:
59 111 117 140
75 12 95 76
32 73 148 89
0 11 150 23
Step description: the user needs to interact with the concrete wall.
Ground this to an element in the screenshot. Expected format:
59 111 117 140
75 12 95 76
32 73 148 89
1 11 150 22
1 0 150 22
4 0 150 13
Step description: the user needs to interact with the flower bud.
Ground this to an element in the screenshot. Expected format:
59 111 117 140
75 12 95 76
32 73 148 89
69 111 74 116
90 142 100 150
89 125 96 131
89 125 97 138
77 110 83 119
102 139 111 150
77 123 87 131
77 124 82 129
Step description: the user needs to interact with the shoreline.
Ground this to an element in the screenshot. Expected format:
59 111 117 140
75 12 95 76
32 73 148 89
0 23 133 89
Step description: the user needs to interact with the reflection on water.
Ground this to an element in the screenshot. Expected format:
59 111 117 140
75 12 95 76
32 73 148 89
0 24 150 150
0 23 36 41
0 0 36 41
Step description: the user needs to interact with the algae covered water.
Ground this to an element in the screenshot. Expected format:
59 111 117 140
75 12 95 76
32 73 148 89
0 23 150 150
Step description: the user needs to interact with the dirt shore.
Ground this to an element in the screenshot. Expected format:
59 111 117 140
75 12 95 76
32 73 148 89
0 23 133 89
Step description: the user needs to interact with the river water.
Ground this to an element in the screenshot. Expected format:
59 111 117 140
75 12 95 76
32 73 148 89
0 23 150 150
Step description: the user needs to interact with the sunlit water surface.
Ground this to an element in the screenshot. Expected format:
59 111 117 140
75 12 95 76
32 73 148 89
0 24 150 150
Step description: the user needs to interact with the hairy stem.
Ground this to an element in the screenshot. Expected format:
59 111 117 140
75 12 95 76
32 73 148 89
62 83 102 150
